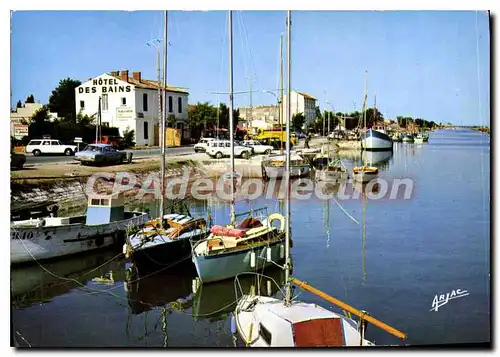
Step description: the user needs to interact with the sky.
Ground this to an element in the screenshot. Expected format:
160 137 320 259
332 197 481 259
11 10 490 126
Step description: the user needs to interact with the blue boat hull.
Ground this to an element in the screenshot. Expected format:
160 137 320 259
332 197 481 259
193 239 285 283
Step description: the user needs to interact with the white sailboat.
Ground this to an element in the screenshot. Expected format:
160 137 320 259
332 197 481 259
191 11 286 284
353 72 379 183
233 12 406 347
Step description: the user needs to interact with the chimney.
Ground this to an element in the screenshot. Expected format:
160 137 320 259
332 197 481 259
120 70 129 82
110 71 119 77
133 71 141 82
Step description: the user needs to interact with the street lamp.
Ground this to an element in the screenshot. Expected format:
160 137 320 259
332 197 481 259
325 100 335 135
263 89 283 153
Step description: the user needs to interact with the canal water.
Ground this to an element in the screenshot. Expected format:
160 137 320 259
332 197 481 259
11 129 490 347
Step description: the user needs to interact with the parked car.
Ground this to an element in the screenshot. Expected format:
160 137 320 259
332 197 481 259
242 140 274 155
25 139 78 156
74 144 128 166
194 138 216 153
205 140 252 159
11 152 26 169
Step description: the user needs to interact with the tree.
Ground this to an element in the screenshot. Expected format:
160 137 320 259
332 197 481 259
217 103 240 130
292 112 305 132
122 128 135 148
188 102 218 139
48 78 82 124
16 100 22 109
167 114 177 128
25 94 35 103
76 110 96 125
30 106 51 138
315 106 322 120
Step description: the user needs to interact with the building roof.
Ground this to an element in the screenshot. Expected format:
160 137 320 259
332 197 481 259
109 73 189 94
296 91 316 100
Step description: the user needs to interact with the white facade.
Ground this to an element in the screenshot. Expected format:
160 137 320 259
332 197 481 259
282 91 316 129
75 71 189 146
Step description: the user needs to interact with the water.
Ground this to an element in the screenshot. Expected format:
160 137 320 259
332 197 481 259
11 129 490 347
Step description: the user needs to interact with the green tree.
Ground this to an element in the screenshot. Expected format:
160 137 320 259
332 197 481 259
292 112 305 132
188 102 217 138
122 128 135 148
217 103 240 130
30 106 51 137
16 100 22 108
48 78 82 124
25 94 35 103
167 114 177 128
76 110 96 125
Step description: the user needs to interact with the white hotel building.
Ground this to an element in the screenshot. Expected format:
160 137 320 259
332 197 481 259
74 70 189 146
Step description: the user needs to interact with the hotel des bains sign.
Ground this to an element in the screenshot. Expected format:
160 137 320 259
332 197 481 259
78 77 132 94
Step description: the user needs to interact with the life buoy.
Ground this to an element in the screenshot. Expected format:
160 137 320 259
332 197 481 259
267 213 285 232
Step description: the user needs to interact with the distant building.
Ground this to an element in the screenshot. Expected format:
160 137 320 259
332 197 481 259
10 102 58 124
74 70 189 146
10 101 58 140
238 90 317 131
282 91 317 128
238 105 280 130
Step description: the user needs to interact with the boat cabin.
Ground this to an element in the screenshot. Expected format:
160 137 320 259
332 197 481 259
85 193 125 225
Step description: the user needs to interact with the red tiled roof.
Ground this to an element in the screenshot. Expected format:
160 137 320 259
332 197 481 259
110 73 188 94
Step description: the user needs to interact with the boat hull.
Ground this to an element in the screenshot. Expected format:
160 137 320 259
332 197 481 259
126 229 208 268
361 129 393 151
10 211 149 265
315 169 348 182
263 165 310 179
192 238 285 283
352 171 378 183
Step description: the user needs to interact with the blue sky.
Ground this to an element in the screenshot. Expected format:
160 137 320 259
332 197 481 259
11 10 490 126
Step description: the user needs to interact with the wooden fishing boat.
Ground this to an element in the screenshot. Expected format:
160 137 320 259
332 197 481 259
352 165 379 183
11 193 149 265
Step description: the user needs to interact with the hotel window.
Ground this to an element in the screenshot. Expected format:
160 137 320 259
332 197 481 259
121 97 126 106
144 121 149 140
80 100 85 110
178 97 182 113
168 96 173 112
143 93 148 112
101 94 108 111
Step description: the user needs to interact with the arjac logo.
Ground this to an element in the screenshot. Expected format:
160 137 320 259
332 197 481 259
430 289 469 312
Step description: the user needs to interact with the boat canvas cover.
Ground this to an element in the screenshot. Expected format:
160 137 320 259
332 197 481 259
292 318 345 347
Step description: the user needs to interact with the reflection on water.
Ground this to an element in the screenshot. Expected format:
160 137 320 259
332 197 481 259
11 130 490 347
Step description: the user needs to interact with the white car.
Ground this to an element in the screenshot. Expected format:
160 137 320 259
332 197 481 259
26 139 78 156
205 140 252 159
242 140 274 155
194 138 216 153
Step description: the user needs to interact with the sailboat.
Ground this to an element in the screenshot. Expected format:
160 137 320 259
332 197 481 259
313 144 348 183
233 12 406 347
360 93 393 151
123 12 209 268
353 72 379 183
261 32 309 181
191 11 286 284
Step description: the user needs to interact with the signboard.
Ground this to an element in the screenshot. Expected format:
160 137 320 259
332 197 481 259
78 78 132 94
74 137 83 143
13 124 28 139
117 107 134 121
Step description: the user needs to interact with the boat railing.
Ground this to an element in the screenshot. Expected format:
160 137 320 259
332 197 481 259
233 272 287 306
234 207 268 220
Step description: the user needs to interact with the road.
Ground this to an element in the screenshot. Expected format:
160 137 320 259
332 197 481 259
25 146 195 165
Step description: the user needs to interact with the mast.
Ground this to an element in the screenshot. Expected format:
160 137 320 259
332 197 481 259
284 10 292 306
159 11 168 228
228 10 236 225
279 33 284 154
362 70 368 131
